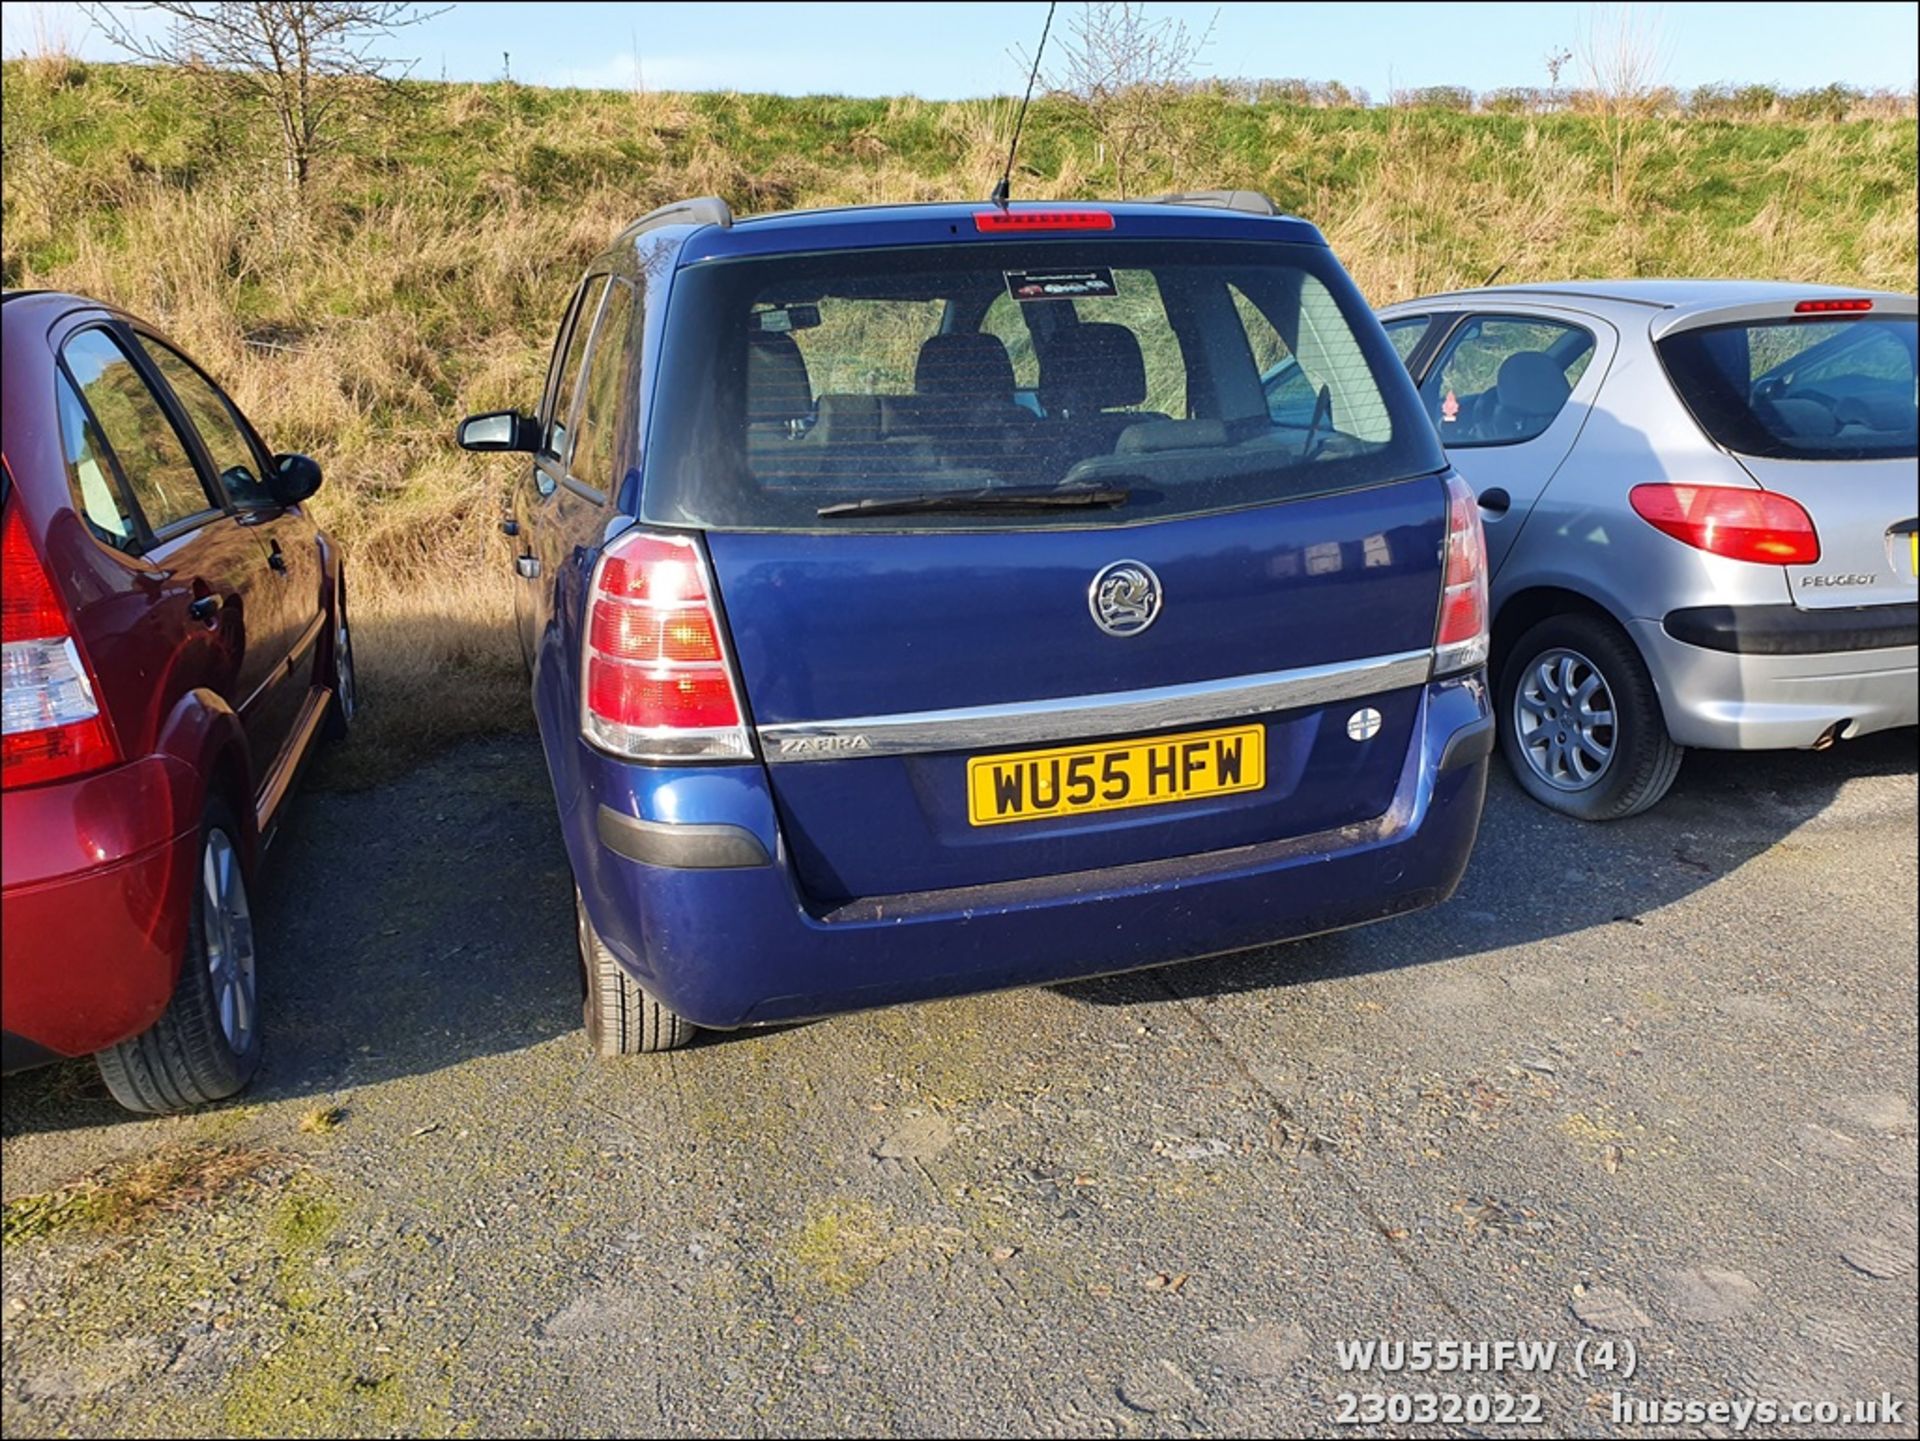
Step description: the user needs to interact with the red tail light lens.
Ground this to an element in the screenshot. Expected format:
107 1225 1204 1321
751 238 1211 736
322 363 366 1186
1793 298 1872 313
973 209 1115 232
581 529 751 761
1628 484 1819 565
1433 473 1489 675
2 502 119 788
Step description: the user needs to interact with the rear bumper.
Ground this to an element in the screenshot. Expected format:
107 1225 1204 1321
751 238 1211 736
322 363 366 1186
1635 613 1918 750
1 758 199 1067
567 676 1490 1029
1662 602 1918 656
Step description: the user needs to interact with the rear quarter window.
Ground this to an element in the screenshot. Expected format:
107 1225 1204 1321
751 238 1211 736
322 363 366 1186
55 372 141 552
1659 315 1918 461
60 329 216 533
643 239 1444 531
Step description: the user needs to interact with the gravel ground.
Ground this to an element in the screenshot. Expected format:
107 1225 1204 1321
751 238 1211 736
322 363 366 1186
2 730 1915 1438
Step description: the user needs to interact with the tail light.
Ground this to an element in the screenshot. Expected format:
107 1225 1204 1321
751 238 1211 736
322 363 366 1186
1433 473 1489 676
1628 483 1819 566
2 501 119 788
1793 298 1872 313
581 528 752 762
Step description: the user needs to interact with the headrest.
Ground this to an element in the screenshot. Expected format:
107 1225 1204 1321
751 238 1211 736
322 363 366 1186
746 332 812 425
1494 351 1571 417
1039 323 1148 413
914 332 1016 400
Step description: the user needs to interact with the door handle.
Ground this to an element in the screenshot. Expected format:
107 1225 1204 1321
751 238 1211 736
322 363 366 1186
516 556 541 580
1477 487 1512 516
189 595 220 626
501 518 519 537
268 543 288 573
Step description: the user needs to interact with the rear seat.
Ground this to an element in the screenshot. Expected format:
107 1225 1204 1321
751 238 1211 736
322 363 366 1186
881 333 1036 472
1037 323 1170 458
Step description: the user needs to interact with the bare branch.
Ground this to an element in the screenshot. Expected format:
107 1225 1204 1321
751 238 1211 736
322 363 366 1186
78 2 449 192
1037 2 1216 197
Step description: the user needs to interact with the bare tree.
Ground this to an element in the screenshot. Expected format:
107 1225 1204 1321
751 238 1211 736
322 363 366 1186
81 2 446 192
1576 3 1669 208
1038 2 1217 198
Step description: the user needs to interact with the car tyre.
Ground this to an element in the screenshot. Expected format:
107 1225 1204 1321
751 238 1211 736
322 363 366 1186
322 608 356 741
1497 613 1683 821
576 890 697 1055
96 799 263 1113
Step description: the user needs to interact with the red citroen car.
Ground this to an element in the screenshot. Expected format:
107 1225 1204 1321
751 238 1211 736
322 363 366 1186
2 290 352 1113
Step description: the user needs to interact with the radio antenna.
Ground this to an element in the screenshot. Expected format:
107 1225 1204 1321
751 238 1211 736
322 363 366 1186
991 0 1057 206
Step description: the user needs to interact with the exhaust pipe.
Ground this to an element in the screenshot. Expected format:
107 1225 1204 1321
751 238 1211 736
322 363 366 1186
1810 721 1847 751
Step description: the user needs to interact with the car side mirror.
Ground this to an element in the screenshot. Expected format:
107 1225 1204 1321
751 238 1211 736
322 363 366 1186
458 411 540 453
269 453 323 505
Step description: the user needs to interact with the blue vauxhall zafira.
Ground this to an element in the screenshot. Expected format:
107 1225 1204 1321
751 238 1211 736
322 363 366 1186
458 193 1494 1055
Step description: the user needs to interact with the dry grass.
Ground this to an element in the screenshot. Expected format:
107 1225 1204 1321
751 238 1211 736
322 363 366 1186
297 1105 347 1134
2 1142 286 1244
3 63 1913 776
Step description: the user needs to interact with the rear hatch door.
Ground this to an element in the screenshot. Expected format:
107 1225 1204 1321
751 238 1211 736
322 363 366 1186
647 226 1457 904
1657 301 1919 609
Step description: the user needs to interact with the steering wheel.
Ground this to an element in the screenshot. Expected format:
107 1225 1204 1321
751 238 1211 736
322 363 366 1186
1303 384 1333 461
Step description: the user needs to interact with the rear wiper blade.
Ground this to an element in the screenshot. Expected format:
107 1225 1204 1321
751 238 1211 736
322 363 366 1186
817 486 1129 518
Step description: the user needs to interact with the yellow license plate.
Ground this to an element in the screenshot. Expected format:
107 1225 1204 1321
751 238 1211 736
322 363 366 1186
966 724 1265 827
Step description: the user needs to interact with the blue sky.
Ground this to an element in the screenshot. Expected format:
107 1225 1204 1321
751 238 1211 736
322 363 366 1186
4 2 1915 98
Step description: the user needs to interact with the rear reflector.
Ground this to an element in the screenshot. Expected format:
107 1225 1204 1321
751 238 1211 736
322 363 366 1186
581 528 752 762
1433 473 1489 675
1628 483 1820 566
2 502 119 788
1793 298 1873 313
974 209 1115 232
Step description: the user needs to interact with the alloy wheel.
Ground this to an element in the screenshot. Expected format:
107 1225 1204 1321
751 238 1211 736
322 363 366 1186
202 829 257 1053
1513 646 1617 792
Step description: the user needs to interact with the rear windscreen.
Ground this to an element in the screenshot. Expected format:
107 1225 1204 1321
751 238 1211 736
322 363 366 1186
641 240 1445 529
1659 315 1917 462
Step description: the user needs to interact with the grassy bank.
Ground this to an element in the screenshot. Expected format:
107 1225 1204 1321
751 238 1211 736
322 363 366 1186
4 61 1914 775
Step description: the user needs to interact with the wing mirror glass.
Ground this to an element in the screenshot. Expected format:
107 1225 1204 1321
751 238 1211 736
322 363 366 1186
458 411 540 453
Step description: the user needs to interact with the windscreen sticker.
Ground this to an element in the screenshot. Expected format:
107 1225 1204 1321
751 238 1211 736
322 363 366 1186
1003 267 1118 301
1441 390 1460 424
749 303 822 333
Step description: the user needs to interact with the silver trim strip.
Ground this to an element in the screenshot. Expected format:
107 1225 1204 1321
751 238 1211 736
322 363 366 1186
760 649 1434 762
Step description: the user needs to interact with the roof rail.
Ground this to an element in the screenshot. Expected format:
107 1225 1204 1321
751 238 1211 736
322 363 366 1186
625 195 733 237
1149 189 1279 217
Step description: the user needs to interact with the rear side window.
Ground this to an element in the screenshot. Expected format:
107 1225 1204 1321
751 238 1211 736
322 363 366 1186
571 277 635 494
61 329 215 532
544 275 609 463
644 239 1442 531
140 339 273 506
55 373 141 552
1659 316 1917 461
1420 316 1594 447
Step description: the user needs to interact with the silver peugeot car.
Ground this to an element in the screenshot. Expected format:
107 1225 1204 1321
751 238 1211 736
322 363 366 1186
1370 281 1917 819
